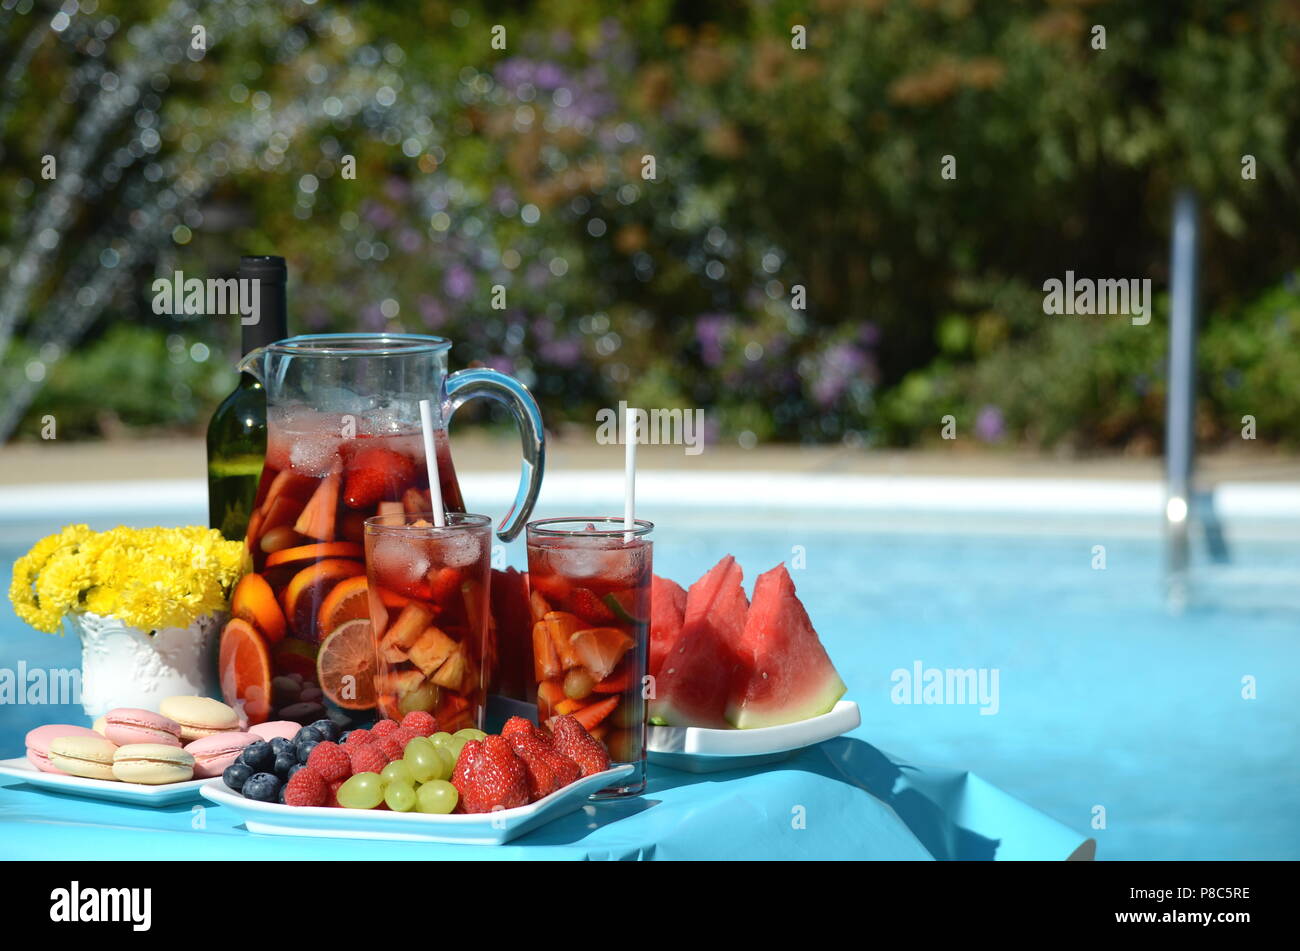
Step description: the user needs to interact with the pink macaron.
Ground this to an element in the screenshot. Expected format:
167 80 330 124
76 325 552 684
249 720 301 742
25 724 104 773
103 708 183 748
184 732 260 778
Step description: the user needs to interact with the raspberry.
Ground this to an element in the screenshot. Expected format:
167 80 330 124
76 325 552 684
346 744 386 776
284 767 328 807
375 737 404 762
371 719 399 738
343 728 372 746
306 741 351 782
401 711 438 736
389 726 418 748
328 779 345 807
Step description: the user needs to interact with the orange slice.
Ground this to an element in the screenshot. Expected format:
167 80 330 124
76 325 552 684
219 618 272 725
317 618 378 710
568 627 635 682
265 542 364 569
318 574 371 636
230 572 287 644
281 558 366 643
293 471 340 541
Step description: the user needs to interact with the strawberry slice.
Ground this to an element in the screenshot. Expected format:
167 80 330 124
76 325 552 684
566 587 616 625
342 447 416 510
427 566 464 603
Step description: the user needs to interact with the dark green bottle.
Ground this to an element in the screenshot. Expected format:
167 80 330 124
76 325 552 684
206 255 288 540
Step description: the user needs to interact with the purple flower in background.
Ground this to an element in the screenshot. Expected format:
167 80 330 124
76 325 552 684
811 343 868 407
975 405 1006 443
418 294 446 329
534 61 566 90
526 264 550 290
540 339 582 367
443 264 474 301
361 302 384 330
484 355 514 374
857 322 882 347
362 199 395 230
550 29 573 54
398 228 422 253
384 176 411 203
695 313 732 367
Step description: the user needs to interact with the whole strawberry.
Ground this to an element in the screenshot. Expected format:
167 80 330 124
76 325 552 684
508 727 581 801
450 736 529 814
551 715 610 777
501 715 537 739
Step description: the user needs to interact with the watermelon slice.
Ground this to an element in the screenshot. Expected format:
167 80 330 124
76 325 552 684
648 555 747 728
648 575 687 679
726 564 846 729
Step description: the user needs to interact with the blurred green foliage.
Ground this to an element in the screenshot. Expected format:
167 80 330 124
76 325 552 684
3 0 1299 450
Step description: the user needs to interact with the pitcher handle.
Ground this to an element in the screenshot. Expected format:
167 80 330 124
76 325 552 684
442 368 546 542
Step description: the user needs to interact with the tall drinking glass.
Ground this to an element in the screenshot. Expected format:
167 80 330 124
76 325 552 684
364 512 492 734
526 517 653 797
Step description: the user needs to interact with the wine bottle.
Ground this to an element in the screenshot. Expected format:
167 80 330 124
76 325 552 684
206 255 288 540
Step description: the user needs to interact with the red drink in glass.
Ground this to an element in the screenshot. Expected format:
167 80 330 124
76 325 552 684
526 517 653 797
364 512 491 734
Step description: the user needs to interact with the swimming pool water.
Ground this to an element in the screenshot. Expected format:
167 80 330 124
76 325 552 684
2 504 1297 860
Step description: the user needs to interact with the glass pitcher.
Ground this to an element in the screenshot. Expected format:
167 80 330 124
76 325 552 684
219 333 544 729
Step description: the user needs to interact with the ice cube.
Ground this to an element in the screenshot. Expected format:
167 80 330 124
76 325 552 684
437 532 482 569
370 534 431 590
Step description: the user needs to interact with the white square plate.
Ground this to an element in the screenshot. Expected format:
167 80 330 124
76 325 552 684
198 764 635 845
647 700 860 772
0 756 209 806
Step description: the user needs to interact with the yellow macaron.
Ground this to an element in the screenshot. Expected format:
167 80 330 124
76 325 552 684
47 735 120 781
111 744 196 785
158 695 240 742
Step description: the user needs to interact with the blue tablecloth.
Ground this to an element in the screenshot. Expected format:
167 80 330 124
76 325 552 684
0 734 1092 860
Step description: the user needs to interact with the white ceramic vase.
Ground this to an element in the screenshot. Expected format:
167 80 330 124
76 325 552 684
69 610 224 716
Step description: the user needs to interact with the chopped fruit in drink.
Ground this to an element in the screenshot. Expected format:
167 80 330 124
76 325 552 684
566 587 616 625
282 559 366 642
550 715 610 777
381 602 434 652
529 570 571 604
245 510 263 554
293 470 341 541
271 637 319 681
318 574 370 635
402 487 432 515
450 736 529 814
589 724 609 743
336 772 384 809
554 697 587 716
260 468 316 512
537 680 567 719
382 668 425 701
316 618 378 710
568 626 635 682
260 493 307 532
259 525 304 554
231 572 287 644
601 590 646 626
528 589 551 623
264 541 364 570
603 728 638 762
571 694 620 732
408 626 458 676
564 666 596 700
219 618 273 724
593 663 632 694
416 779 458 814
426 566 463 603
342 446 416 509
397 681 440 716
542 611 583 670
430 647 470 692
339 510 368 543
532 619 562 681
376 500 405 522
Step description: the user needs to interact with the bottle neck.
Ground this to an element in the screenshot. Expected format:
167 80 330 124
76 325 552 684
238 256 288 356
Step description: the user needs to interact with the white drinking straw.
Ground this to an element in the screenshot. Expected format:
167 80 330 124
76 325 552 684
418 398 447 528
624 404 637 542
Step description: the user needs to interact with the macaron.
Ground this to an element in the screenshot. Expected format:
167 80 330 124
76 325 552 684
47 735 120 781
92 716 108 736
249 720 301 743
111 744 195 785
103 707 182 747
25 724 104 773
159 695 239 742
185 732 259 778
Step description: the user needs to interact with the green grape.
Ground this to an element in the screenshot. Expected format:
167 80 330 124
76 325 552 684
406 743 441 783
382 760 414 788
337 772 384 809
416 780 458 815
428 744 453 781
454 728 487 742
404 736 434 760
429 731 454 749
445 735 469 759
385 782 417 812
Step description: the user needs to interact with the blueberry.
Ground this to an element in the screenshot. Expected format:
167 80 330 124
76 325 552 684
239 740 275 772
242 772 281 802
269 737 294 758
309 719 340 742
339 731 351 745
296 726 323 745
278 786 287 804
296 739 319 764
273 752 297 777
287 763 305 781
223 762 252 793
